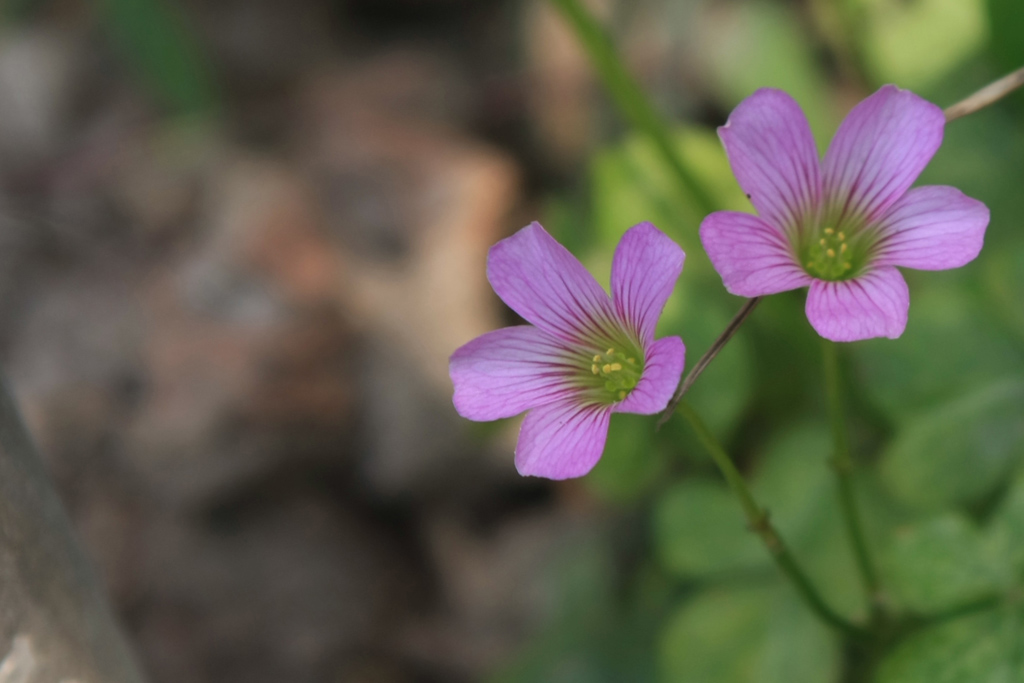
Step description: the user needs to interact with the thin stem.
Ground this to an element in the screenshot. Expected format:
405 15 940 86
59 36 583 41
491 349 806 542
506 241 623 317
658 297 761 428
944 65 1024 122
548 0 717 215
823 340 883 618
677 401 870 639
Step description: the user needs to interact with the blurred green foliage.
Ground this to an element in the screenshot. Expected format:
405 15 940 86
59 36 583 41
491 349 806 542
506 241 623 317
98 0 217 115
487 0 1024 680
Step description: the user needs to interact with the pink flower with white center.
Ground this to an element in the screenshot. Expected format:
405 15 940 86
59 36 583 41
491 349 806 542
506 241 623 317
701 85 990 342
449 221 685 479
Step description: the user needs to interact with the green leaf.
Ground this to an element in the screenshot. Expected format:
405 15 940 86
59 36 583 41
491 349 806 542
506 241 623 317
699 0 839 147
985 472 1024 575
654 479 765 578
862 0 987 89
659 586 840 683
590 127 750 260
875 609 1024 683
985 0 1024 111
587 413 666 503
853 284 1024 422
880 379 1024 511
883 515 1003 613
99 0 217 114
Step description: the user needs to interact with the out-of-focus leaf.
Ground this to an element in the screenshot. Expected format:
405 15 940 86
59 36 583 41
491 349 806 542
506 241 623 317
985 241 1024 342
662 287 755 438
853 284 1024 422
659 586 840 683
883 515 1003 613
653 424 872 620
654 479 763 578
986 0 1024 112
590 126 750 261
587 413 665 503
874 609 1024 683
699 0 839 147
986 472 1024 574
880 379 1024 511
99 0 217 114
862 0 986 89
492 550 671 683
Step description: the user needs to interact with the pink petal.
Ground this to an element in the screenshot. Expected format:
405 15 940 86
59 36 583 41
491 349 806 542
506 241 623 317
823 85 945 225
488 222 615 343
515 400 612 479
611 222 685 342
450 326 577 421
615 336 684 415
871 186 989 271
700 211 813 297
805 267 909 342
718 88 823 233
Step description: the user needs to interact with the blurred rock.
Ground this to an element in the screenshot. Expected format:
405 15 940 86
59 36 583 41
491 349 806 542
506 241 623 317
0 29 79 170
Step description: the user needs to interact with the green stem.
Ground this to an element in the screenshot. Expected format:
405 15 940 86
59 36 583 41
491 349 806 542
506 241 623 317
822 340 882 617
677 401 870 639
547 0 717 215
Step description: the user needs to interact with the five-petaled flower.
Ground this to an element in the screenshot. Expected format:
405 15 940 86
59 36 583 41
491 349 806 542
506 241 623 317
701 85 990 342
449 222 685 479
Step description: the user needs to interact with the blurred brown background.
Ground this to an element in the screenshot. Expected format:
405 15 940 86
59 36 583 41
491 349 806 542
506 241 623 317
0 0 629 681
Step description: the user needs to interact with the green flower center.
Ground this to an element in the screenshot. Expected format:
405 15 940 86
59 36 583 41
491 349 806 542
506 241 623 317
577 344 643 403
802 227 860 281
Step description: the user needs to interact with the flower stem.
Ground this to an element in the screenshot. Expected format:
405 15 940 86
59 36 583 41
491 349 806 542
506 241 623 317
945 65 1024 122
677 401 870 639
658 297 761 428
822 340 883 618
547 0 717 216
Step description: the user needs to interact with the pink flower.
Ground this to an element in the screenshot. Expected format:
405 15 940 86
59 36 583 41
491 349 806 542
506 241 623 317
449 222 685 479
701 85 990 342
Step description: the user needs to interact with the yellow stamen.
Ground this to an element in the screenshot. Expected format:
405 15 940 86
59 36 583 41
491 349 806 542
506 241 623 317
609 363 622 372
824 227 834 235
602 364 613 374
593 354 602 362
840 243 847 253
838 231 846 240
826 248 835 258
606 348 615 355
618 391 626 400
592 364 599 374
627 358 635 364
819 238 827 246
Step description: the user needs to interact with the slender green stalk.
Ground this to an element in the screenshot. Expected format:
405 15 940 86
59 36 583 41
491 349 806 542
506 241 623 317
658 297 761 427
677 401 869 638
822 340 882 617
547 0 717 215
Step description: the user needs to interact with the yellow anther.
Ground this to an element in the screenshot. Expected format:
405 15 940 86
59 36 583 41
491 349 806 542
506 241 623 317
824 227 834 235
609 363 622 372
627 358 635 364
826 248 835 258
592 364 599 374
819 238 827 246
593 354 602 362
838 231 846 240
618 391 626 400
844 263 852 270
606 348 615 355
840 243 848 253
602 364 613 374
